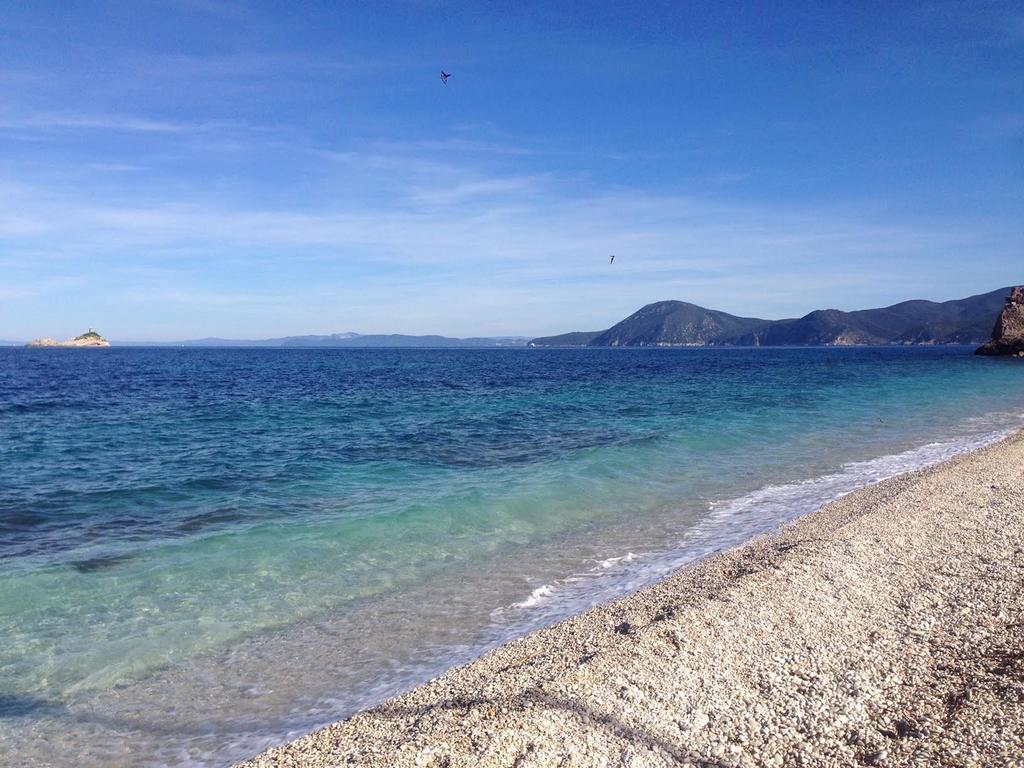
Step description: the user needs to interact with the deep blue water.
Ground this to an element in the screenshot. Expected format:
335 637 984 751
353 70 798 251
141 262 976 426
1 346 1022 766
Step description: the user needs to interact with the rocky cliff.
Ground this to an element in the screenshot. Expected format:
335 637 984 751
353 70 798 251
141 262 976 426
975 287 1024 357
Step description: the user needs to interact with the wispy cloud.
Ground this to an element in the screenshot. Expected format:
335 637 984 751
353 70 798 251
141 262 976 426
0 112 234 134
0 143 999 271
372 137 536 157
0 143 1008 337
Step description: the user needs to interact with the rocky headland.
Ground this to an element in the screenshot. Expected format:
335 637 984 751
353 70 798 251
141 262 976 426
976 286 1024 357
26 329 110 348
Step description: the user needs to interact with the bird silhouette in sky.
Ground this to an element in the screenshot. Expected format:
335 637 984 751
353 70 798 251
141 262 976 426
609 254 615 264
440 70 451 84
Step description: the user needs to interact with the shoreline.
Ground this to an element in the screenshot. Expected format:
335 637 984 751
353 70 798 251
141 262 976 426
239 428 1024 767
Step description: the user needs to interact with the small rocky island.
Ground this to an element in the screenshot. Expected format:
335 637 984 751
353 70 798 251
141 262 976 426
976 286 1024 357
26 329 111 348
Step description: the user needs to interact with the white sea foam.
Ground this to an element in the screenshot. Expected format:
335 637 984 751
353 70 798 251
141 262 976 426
500 422 1021 626
513 584 556 609
600 552 635 569
707 427 1017 527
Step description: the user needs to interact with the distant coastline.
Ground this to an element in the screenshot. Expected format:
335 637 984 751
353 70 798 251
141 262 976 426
7 285 1018 349
119 333 531 348
9 333 529 348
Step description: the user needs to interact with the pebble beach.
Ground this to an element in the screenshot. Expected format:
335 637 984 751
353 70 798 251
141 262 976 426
240 428 1024 768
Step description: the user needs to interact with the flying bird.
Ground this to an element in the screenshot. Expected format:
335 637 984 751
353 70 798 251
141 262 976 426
440 70 451 84
609 254 615 264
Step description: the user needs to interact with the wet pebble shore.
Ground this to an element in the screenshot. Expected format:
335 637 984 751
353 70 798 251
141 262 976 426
240 430 1024 768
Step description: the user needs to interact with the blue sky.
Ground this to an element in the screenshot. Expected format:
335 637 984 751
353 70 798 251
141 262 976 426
0 0 1021 340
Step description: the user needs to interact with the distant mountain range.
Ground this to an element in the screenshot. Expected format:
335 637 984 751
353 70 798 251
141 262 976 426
116 333 531 348
7 287 1014 350
530 287 1015 347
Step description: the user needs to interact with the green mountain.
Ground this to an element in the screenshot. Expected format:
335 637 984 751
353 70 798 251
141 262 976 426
530 287 1016 347
738 288 1012 346
589 301 769 347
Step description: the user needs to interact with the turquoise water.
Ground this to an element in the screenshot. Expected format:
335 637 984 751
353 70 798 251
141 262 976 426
1 347 1023 766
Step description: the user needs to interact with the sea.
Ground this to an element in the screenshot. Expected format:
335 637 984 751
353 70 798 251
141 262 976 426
1 346 1023 767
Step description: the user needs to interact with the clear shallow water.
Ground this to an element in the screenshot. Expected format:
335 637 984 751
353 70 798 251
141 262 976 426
1 346 1022 766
